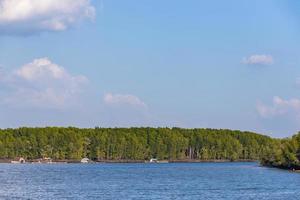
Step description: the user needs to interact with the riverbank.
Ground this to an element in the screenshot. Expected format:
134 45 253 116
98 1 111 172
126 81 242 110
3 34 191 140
261 163 300 172
0 159 257 164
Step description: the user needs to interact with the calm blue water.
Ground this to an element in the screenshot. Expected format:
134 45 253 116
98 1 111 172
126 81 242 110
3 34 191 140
0 162 299 200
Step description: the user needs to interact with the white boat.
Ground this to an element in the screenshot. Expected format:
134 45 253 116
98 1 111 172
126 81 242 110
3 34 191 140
81 158 90 163
147 158 169 163
11 157 26 164
149 158 158 163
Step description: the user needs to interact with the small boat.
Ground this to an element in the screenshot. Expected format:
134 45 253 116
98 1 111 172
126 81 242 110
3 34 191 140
81 158 90 163
146 158 169 164
11 157 26 164
149 158 158 163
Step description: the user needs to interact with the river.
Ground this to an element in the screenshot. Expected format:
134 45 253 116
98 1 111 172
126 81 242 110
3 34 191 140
0 162 299 199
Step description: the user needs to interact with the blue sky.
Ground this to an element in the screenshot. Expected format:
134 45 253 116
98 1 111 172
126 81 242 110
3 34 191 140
0 0 300 137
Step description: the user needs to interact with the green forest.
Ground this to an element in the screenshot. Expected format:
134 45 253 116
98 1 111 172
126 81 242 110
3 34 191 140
261 132 300 170
0 127 275 162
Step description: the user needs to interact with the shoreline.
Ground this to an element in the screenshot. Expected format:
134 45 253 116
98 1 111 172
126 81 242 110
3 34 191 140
0 159 257 164
261 163 300 172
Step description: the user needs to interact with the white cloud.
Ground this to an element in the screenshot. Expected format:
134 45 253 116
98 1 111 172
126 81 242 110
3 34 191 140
104 93 147 109
15 58 65 80
257 96 300 118
1 58 88 108
0 0 95 34
242 54 274 65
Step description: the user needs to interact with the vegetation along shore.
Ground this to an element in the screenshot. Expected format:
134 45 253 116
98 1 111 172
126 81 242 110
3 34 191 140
0 127 299 169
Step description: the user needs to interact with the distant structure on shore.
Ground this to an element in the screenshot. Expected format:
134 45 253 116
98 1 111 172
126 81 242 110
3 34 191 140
37 157 53 164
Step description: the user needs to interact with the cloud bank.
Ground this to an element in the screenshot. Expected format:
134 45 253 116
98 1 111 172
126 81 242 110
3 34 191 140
242 55 274 66
101 93 152 127
257 96 300 118
0 0 95 34
0 59 153 128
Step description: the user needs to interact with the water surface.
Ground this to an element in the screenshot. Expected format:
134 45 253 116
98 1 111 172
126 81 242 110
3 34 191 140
0 162 299 199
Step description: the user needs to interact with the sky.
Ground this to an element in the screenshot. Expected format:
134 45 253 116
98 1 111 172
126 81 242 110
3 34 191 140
0 0 300 137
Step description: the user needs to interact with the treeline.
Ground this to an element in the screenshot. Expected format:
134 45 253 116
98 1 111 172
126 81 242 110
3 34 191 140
0 127 274 161
261 132 300 170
